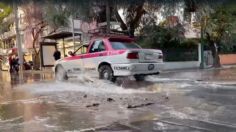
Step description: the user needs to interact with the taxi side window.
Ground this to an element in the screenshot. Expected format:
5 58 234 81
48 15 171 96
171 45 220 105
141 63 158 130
75 46 88 55
89 40 106 53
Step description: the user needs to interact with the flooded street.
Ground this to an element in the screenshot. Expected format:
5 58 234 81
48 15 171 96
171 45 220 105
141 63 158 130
0 68 236 132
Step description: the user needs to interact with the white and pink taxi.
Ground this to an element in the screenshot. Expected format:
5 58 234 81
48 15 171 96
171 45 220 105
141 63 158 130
54 36 163 82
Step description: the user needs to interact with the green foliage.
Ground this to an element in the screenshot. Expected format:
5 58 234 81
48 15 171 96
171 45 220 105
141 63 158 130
0 3 12 23
219 33 236 54
44 3 70 29
208 8 231 41
0 2 12 35
138 24 198 61
138 24 187 49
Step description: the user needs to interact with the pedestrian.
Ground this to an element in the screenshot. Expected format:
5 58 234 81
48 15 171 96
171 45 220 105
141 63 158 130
9 55 13 73
53 48 61 61
11 55 19 73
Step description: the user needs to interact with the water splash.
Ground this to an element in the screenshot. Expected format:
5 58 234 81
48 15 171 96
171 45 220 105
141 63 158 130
18 80 152 95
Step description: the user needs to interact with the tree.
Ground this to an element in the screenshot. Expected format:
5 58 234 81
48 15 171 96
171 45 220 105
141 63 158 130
1 0 199 37
22 1 71 69
203 4 235 67
44 2 70 31
205 8 228 67
0 2 12 23
51 0 163 37
183 0 236 67
21 1 47 69
0 3 12 35
138 23 185 49
0 3 13 50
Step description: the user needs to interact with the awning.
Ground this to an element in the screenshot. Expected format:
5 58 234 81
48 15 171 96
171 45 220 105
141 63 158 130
40 42 58 45
43 31 81 40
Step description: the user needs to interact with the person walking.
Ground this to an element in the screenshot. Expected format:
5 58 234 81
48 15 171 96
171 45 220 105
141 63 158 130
11 55 19 73
9 55 13 73
53 49 61 61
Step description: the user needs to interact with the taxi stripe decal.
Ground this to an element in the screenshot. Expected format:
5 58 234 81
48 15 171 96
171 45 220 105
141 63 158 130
63 50 126 61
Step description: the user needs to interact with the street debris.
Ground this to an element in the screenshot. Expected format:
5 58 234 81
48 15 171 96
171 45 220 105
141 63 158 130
107 98 115 102
197 79 203 82
162 95 169 100
127 102 155 109
86 103 100 108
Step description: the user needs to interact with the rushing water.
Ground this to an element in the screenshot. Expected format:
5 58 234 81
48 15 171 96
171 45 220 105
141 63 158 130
0 68 236 131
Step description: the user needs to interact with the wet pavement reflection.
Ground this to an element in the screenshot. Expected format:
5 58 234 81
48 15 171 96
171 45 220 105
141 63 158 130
0 68 236 132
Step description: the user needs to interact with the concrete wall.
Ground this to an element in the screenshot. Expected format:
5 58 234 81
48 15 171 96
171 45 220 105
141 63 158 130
162 53 236 71
162 61 200 70
220 54 236 65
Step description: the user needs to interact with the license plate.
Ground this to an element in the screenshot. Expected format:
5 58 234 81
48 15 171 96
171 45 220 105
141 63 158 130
145 55 154 60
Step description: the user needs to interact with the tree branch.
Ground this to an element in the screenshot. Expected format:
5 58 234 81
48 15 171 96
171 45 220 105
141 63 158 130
131 4 146 28
114 8 128 31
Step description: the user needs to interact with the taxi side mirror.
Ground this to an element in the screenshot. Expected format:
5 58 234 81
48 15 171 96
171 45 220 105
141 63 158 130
68 51 75 56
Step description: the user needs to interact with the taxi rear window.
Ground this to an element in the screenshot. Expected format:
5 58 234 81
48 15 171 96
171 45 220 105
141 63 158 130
110 41 141 50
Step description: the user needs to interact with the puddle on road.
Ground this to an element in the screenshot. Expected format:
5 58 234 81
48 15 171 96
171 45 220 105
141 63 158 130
0 101 49 121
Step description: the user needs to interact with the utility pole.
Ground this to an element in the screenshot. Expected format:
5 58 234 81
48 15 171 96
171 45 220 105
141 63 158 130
106 0 110 34
72 17 75 51
14 2 24 72
200 17 205 69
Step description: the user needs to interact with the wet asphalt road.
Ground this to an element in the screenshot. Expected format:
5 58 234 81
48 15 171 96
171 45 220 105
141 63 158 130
0 67 236 132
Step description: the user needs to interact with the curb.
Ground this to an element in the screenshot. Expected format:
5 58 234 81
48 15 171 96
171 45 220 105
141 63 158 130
161 65 236 74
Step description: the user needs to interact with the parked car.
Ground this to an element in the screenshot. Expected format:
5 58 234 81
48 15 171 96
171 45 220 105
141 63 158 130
54 35 163 82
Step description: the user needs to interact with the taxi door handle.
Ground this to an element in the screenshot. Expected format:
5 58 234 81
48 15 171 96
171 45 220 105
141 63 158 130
99 53 103 56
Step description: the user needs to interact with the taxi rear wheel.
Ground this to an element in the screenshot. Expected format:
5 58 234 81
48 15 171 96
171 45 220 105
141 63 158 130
99 65 116 82
56 65 68 81
134 75 146 81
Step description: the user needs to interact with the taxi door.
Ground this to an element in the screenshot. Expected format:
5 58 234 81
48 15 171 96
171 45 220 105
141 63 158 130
83 40 108 77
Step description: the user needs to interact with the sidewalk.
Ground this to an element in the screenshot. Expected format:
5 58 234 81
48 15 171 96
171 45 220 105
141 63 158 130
162 64 236 73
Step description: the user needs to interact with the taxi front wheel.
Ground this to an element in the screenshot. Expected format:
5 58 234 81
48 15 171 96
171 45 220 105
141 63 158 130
99 65 116 82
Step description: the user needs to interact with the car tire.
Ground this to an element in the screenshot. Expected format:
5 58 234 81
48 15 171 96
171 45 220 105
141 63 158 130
56 65 68 81
134 75 146 81
99 65 116 82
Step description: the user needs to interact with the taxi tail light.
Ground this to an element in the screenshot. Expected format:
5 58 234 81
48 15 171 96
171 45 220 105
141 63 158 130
127 52 139 59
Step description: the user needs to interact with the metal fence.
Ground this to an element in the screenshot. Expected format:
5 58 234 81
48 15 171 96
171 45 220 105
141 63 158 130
162 48 198 62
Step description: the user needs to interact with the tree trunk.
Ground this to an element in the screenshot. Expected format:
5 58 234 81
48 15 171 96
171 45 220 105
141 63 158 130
129 26 135 38
33 52 41 70
209 42 221 68
128 4 145 37
114 8 128 31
